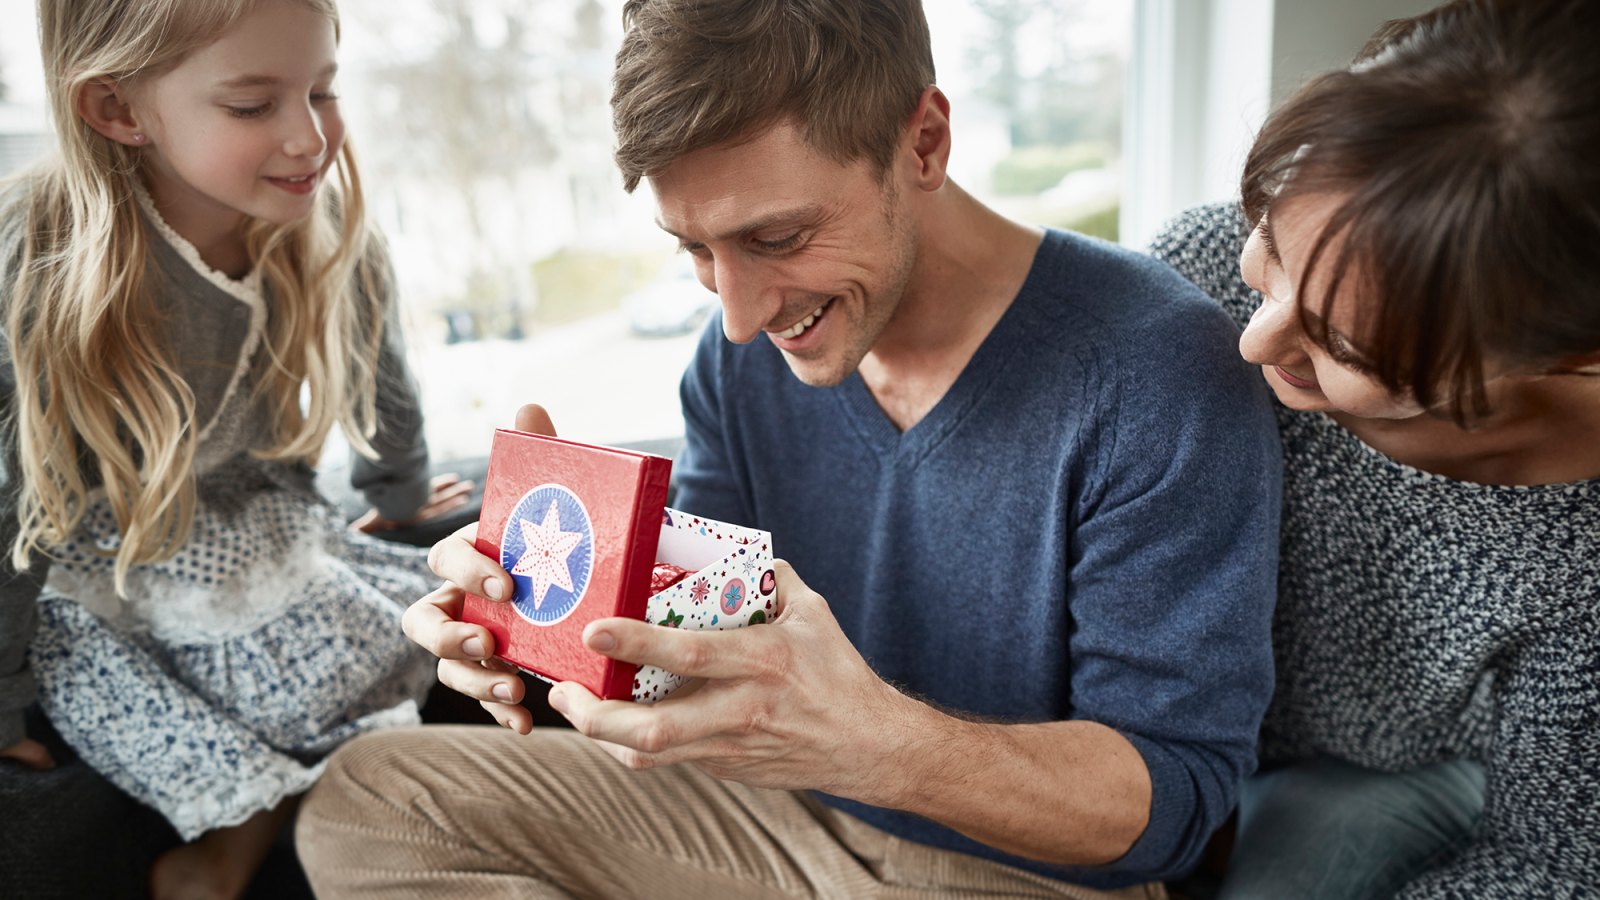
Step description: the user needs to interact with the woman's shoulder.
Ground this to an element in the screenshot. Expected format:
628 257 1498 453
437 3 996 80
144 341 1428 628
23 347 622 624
1277 407 1600 625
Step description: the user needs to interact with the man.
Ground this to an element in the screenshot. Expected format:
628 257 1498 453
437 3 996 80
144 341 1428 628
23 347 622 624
297 1 1281 896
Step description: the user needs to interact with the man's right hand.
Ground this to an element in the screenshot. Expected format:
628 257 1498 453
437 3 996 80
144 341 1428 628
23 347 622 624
400 403 557 734
0 737 55 770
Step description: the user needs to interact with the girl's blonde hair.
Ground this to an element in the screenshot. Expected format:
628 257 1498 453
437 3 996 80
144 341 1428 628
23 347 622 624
5 0 386 591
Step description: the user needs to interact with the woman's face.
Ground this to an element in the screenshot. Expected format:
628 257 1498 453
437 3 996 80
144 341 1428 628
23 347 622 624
1237 192 1429 420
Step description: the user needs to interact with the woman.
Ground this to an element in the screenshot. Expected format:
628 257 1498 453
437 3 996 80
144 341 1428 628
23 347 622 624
1152 0 1599 897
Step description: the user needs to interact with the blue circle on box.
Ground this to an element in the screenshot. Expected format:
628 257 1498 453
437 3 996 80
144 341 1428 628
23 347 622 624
500 484 594 626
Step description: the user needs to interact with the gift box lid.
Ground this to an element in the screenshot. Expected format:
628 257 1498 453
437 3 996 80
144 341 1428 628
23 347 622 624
463 429 672 699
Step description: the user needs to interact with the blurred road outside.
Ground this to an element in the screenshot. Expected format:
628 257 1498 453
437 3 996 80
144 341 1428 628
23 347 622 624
408 309 702 460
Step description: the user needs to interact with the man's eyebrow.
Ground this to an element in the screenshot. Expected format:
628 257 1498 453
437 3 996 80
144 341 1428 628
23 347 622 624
215 63 339 90
656 205 827 243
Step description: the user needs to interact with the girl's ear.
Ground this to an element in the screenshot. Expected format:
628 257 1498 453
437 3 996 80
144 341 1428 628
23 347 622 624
77 79 147 146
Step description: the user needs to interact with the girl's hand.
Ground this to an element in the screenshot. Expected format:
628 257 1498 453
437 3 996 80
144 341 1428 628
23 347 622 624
0 738 56 770
352 473 475 533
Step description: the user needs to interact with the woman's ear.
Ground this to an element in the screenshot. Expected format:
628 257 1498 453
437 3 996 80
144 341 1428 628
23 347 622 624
77 78 147 146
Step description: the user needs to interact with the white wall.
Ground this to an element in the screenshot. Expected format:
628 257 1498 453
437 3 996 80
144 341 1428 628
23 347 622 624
1270 0 1436 106
1122 0 1437 247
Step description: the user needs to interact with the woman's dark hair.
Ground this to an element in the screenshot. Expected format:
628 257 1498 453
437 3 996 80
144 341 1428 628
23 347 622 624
1241 0 1600 422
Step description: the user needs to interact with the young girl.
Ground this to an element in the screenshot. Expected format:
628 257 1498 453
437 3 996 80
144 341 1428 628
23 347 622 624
0 0 463 896
1154 0 1599 896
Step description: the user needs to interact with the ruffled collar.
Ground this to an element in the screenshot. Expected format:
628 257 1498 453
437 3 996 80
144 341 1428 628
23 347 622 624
132 181 264 312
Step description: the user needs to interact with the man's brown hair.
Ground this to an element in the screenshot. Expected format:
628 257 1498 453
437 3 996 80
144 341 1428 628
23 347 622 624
611 0 936 193
1241 0 1600 422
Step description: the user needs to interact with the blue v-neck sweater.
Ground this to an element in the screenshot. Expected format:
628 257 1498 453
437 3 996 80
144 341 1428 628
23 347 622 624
671 229 1281 888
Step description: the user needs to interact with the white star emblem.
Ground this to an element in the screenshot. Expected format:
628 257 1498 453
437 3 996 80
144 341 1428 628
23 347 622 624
510 499 584 610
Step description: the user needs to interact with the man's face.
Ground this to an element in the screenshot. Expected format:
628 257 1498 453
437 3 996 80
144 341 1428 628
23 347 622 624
648 121 917 387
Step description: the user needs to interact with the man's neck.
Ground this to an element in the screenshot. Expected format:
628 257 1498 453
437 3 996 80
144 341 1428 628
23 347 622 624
857 184 1043 431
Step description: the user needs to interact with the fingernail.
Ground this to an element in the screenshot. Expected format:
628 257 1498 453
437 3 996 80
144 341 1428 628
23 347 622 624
548 688 568 714
589 630 615 652
492 682 514 702
462 636 486 658
484 578 505 600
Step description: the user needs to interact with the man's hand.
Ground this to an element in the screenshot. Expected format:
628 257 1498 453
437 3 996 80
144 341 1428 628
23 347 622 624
400 403 557 732
0 738 56 770
545 561 923 804
352 472 475 533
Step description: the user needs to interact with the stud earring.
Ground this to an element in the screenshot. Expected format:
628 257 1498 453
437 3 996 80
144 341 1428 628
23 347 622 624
131 133 146 145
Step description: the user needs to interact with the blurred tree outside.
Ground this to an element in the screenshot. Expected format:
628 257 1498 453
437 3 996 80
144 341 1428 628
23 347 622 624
970 0 1124 152
338 0 1127 345
348 0 622 342
968 0 1125 237
990 143 1112 196
531 250 671 325
1055 205 1119 243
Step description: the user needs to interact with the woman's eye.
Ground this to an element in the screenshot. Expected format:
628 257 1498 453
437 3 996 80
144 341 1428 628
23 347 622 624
228 104 271 119
1329 333 1374 372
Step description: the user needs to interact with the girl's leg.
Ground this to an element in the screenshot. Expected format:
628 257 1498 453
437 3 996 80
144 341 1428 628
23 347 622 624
1218 756 1485 900
148 796 297 900
29 596 324 840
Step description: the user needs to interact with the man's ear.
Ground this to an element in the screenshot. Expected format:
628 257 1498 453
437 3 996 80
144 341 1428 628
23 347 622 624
77 78 147 146
902 85 952 193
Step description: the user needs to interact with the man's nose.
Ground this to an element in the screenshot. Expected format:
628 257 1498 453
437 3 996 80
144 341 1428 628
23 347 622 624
708 255 781 344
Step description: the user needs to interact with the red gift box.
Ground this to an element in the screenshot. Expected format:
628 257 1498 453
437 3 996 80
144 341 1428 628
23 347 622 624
463 429 775 702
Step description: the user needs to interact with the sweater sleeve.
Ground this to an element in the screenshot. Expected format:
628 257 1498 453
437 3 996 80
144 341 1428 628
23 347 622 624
347 245 432 521
0 368 46 749
1066 289 1283 881
668 313 754 527
0 204 48 749
1397 610 1600 899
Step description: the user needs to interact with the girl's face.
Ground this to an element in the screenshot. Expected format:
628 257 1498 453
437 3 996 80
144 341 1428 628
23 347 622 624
1237 192 1429 420
131 0 344 245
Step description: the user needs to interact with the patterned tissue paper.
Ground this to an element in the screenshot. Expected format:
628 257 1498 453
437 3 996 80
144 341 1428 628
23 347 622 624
462 429 776 702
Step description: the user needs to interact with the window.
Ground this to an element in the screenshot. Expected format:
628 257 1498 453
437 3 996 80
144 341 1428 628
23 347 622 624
333 0 1132 457
0 0 1134 458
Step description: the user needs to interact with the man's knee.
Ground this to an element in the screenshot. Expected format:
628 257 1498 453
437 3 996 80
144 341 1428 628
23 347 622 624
298 728 443 854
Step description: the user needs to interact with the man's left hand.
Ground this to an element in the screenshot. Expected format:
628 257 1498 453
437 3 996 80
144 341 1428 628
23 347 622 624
547 560 921 804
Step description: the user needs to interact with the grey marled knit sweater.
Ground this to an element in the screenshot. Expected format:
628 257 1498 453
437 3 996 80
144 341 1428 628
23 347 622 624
1152 202 1599 899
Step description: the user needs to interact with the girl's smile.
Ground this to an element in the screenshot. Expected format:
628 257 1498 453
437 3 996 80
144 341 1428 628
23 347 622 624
128 0 344 273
